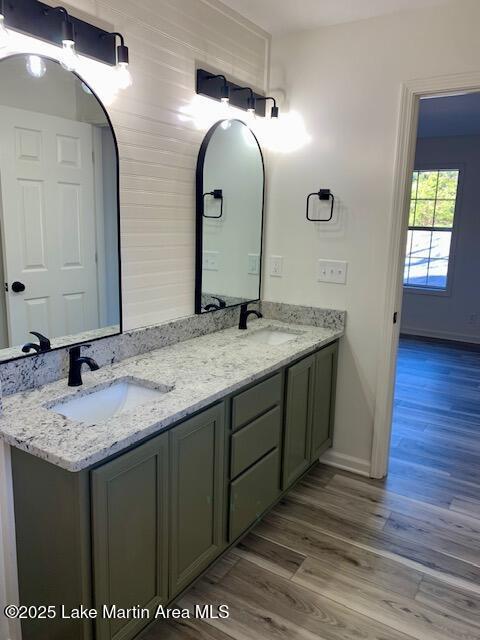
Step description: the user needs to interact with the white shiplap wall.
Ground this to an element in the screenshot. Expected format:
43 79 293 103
74 0 270 329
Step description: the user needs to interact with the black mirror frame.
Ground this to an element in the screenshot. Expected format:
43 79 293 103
0 53 122 364
195 119 265 315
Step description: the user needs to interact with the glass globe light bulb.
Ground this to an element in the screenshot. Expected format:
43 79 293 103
115 61 132 90
60 40 78 71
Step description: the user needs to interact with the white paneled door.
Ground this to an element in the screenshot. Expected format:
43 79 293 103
0 106 99 346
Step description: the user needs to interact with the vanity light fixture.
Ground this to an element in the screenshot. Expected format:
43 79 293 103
196 69 266 117
205 74 230 103
45 6 79 71
234 86 256 115
0 0 9 49
105 31 133 90
257 96 279 118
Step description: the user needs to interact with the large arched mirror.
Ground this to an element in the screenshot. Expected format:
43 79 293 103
195 119 264 313
0 54 121 362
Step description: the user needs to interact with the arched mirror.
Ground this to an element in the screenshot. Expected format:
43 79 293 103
195 119 264 313
0 54 121 362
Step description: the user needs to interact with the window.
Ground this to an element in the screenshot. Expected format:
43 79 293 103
404 169 459 290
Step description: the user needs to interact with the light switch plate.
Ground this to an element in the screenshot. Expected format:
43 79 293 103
317 259 348 284
203 250 220 271
248 253 260 275
270 255 283 277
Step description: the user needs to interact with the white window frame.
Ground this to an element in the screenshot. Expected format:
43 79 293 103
403 162 464 297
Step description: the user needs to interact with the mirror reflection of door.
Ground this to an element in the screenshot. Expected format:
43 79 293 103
196 119 264 313
0 55 121 360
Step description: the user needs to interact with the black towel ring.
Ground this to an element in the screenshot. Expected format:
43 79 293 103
203 189 223 219
306 188 335 222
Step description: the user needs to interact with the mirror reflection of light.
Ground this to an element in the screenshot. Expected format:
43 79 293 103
26 54 46 78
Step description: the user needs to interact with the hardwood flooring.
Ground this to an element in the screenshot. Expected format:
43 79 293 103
144 336 480 640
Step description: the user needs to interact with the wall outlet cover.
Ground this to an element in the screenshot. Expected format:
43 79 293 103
269 255 283 277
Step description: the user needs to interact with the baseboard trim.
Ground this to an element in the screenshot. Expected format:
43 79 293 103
401 326 480 345
319 449 371 477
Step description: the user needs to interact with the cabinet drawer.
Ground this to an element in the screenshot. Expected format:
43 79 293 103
231 405 281 478
232 373 282 431
229 448 281 542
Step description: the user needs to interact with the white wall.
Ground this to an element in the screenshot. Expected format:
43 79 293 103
265 0 480 473
401 135 480 343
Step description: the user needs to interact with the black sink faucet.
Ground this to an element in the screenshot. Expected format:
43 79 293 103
238 302 262 330
22 331 51 354
68 345 100 387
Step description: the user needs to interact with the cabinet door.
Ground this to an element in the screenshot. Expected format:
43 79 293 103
92 432 169 640
311 342 338 461
169 403 225 596
282 354 315 489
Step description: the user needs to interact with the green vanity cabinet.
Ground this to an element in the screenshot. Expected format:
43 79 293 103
283 342 339 489
282 354 315 488
11 340 339 640
310 342 338 459
169 403 226 597
91 431 169 640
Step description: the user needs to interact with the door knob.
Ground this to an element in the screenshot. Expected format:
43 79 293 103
11 281 26 293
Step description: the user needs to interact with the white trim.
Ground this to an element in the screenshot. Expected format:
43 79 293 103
371 70 480 479
401 327 480 345
320 449 371 477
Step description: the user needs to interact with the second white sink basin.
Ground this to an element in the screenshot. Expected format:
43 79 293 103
244 327 302 346
50 379 172 426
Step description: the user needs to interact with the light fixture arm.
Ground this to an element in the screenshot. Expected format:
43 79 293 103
46 6 75 42
257 96 279 118
206 74 230 101
234 86 256 112
103 31 129 65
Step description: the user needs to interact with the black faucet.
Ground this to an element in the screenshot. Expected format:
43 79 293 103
238 302 262 330
68 345 100 387
22 331 51 354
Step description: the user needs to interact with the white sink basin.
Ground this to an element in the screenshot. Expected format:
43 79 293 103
50 379 172 426
244 327 302 346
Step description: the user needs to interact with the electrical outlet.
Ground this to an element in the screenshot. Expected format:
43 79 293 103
203 250 220 271
270 255 283 277
248 253 260 275
317 259 348 284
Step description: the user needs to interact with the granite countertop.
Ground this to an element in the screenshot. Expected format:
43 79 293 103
0 319 343 472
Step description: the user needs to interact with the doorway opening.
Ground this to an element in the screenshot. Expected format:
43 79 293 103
388 91 480 487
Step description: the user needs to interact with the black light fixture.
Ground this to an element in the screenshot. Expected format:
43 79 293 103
105 31 132 89
206 74 230 103
45 6 78 71
196 69 267 116
234 86 256 114
0 1 123 66
257 96 279 118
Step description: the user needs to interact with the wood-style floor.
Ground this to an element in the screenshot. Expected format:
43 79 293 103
144 336 480 640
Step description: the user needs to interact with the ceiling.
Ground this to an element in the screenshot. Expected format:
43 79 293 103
418 92 480 138
222 0 454 35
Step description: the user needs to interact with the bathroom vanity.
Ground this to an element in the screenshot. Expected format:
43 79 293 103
1 319 341 640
